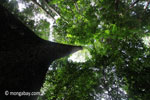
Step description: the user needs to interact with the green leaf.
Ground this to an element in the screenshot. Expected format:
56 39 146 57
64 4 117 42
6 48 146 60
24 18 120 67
105 30 110 35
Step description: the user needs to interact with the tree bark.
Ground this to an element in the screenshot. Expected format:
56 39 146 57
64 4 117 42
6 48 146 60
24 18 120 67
0 4 82 100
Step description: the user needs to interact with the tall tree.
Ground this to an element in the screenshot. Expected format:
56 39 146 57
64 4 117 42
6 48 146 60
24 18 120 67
0 4 82 100
1 0 150 100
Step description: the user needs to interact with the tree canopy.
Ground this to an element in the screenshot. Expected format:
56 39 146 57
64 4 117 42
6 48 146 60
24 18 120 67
1 0 150 100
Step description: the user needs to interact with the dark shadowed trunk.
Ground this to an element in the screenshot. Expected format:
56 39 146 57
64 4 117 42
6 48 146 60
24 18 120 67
0 4 82 100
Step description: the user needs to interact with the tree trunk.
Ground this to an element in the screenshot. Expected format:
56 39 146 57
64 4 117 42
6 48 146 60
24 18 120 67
0 4 82 100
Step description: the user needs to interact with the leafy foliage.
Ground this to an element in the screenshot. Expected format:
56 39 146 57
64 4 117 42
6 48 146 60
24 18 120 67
49 0 150 100
3 0 150 100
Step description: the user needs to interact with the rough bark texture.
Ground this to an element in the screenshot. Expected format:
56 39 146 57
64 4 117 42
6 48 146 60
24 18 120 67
0 4 82 100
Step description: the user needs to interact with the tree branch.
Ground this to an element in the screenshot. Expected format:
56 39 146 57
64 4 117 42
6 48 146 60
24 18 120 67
42 0 69 23
130 0 140 8
31 0 55 21
43 0 60 17
115 0 120 11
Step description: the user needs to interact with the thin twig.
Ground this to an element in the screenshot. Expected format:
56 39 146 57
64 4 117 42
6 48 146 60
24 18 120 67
74 3 80 13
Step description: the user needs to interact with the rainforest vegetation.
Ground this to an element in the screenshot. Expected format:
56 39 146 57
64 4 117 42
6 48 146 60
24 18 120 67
1 0 150 100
